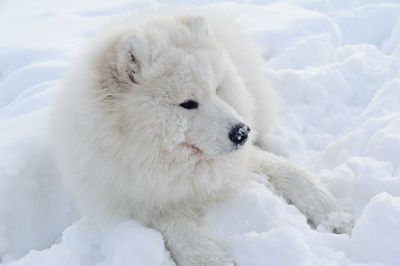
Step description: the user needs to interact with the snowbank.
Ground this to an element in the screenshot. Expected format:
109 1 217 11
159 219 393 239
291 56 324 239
1 0 400 265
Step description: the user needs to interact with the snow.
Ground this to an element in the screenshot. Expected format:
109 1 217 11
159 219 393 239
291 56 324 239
351 193 400 266
1 0 400 265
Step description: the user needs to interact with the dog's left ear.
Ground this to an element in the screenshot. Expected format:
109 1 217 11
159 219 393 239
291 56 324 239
115 32 148 84
180 16 209 36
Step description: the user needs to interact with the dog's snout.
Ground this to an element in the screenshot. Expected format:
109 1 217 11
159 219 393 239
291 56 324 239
229 123 250 146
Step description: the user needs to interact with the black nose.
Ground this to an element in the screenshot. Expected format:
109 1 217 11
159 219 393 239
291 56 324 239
229 123 251 146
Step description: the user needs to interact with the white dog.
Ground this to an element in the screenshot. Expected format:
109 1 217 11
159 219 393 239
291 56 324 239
51 13 348 266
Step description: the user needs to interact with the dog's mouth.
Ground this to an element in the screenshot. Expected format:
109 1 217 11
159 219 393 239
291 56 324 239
183 143 203 156
182 142 245 158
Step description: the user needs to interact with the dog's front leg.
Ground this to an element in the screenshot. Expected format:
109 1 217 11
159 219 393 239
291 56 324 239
151 214 233 266
249 146 343 229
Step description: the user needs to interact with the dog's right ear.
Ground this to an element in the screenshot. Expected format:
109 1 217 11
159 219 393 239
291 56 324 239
115 33 147 84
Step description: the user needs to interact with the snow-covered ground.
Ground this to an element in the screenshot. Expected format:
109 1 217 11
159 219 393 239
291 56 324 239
1 0 400 265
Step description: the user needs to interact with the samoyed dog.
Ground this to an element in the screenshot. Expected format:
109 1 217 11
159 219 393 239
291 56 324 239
52 12 349 266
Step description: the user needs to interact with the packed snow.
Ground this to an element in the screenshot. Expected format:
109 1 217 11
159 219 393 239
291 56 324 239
1 0 400 265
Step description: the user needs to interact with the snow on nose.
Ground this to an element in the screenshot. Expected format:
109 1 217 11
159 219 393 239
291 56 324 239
228 123 250 146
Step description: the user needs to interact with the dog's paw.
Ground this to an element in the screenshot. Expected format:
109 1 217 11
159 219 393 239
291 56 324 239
316 211 355 235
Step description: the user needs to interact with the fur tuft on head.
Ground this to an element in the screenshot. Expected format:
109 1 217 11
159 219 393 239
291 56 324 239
179 15 209 35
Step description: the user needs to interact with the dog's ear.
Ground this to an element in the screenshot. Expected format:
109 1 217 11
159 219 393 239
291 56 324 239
180 16 209 36
115 33 147 84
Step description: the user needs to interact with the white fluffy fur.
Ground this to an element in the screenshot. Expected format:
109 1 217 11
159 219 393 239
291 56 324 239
51 12 343 266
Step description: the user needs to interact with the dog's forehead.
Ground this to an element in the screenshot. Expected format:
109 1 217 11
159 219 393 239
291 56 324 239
158 48 224 94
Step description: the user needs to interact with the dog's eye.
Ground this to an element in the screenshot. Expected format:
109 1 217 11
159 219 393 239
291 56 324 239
179 100 198 110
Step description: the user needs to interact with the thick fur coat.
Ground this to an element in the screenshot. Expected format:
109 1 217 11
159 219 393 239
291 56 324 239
51 12 347 266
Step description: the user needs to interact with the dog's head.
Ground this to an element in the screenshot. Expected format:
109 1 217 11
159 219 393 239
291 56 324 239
95 16 253 160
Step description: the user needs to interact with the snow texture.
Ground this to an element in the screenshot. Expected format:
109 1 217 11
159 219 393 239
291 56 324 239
1 0 400 265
